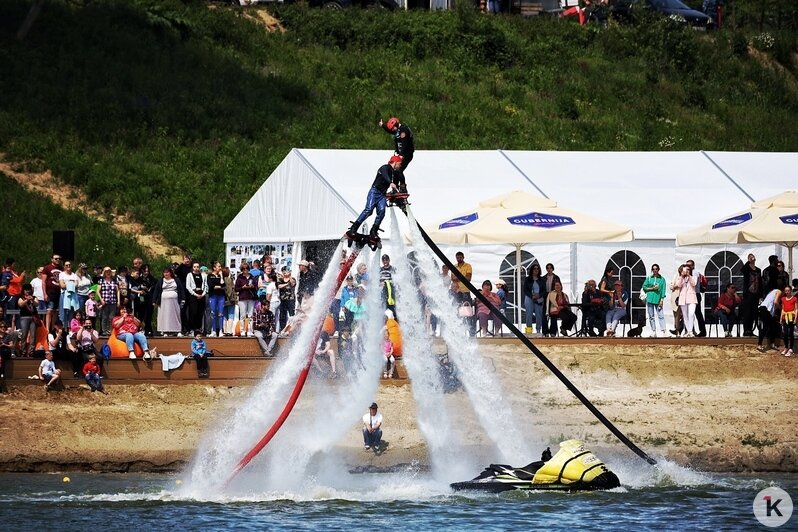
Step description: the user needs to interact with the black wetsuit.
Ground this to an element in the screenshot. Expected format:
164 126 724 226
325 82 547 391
382 122 414 188
370 164 399 193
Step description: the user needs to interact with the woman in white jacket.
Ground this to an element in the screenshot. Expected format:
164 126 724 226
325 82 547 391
675 264 698 337
185 262 208 336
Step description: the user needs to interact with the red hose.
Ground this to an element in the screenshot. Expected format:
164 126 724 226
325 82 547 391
225 243 362 486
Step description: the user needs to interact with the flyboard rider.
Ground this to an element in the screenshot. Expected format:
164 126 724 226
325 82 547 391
346 155 404 246
378 116 414 193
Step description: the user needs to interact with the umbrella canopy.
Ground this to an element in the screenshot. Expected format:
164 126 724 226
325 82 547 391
425 191 635 244
676 190 798 276
424 191 634 327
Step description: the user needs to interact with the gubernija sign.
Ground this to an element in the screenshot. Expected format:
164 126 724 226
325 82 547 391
712 212 752 229
779 213 798 225
439 212 478 229
507 211 575 228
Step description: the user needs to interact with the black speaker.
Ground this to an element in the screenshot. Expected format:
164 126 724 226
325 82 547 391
52 230 75 261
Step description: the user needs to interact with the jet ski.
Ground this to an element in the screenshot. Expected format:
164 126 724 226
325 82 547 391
450 440 620 493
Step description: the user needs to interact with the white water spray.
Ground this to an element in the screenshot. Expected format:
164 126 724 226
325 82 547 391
256 250 388 489
185 241 349 495
406 209 530 464
388 210 458 478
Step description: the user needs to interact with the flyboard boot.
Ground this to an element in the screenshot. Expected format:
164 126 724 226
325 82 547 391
345 222 364 248
367 225 382 251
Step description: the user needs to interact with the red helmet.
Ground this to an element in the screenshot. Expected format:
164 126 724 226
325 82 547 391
389 154 403 165
386 117 399 131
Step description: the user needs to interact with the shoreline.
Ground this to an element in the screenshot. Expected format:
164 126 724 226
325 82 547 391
1 344 796 474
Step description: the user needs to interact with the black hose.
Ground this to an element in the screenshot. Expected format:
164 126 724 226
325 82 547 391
412 216 657 466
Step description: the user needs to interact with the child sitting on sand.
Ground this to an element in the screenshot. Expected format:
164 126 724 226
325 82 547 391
82 353 105 393
38 351 61 391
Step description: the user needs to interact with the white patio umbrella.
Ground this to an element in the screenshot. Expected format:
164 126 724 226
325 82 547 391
676 190 798 278
425 191 635 325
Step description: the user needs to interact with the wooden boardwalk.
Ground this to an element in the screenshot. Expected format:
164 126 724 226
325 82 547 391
1 335 755 386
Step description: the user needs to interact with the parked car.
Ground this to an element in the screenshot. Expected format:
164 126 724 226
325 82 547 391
308 0 399 9
616 0 712 29
237 0 398 9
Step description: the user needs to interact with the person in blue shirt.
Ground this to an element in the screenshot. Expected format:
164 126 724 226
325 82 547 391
191 333 209 378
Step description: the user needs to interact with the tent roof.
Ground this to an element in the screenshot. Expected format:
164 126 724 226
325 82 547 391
224 149 798 243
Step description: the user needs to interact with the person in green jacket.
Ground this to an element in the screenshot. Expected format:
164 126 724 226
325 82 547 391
642 264 667 338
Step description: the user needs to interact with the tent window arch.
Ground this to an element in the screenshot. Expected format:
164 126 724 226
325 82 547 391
501 251 537 324
605 250 647 326
703 251 744 317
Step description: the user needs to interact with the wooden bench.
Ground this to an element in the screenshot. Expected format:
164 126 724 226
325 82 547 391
1 357 408 385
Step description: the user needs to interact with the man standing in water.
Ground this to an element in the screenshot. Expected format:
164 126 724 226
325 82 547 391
362 402 383 451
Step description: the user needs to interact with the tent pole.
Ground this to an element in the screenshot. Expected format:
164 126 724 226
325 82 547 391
292 241 303 280
515 244 522 329
570 242 578 303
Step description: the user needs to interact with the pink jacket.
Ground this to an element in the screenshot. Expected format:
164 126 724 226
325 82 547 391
676 275 697 305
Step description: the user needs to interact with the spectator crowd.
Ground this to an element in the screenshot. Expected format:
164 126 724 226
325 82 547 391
1 248 796 389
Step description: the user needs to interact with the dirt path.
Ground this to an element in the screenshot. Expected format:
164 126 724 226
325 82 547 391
0 155 181 260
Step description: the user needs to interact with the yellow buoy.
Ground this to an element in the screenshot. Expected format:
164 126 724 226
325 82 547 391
62 476 71 483
175 479 183 485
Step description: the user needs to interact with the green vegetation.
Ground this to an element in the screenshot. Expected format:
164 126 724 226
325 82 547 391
0 171 149 271
1 0 796 269
741 433 777 447
642 435 669 446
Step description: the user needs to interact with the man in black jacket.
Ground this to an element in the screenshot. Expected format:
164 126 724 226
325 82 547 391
762 255 780 291
740 253 762 336
379 117 414 191
174 254 193 335
346 155 403 243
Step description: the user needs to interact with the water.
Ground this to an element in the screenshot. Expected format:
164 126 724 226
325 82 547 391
188 240 356 492
387 210 456 478
2 471 796 530
403 209 530 464
47 216 789 529
250 250 387 489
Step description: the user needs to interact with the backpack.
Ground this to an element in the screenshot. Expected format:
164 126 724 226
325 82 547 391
101 343 112 361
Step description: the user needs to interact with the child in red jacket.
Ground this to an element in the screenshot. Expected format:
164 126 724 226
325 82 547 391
82 354 105 393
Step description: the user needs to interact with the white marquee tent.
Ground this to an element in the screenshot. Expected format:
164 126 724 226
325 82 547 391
224 149 797 331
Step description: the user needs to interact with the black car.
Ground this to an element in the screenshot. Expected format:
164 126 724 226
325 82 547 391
615 0 712 29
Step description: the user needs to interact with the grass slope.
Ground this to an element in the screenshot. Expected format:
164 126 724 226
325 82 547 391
0 171 150 272
0 0 796 265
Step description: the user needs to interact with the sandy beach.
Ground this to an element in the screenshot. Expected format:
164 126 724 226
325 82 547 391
1 343 795 474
